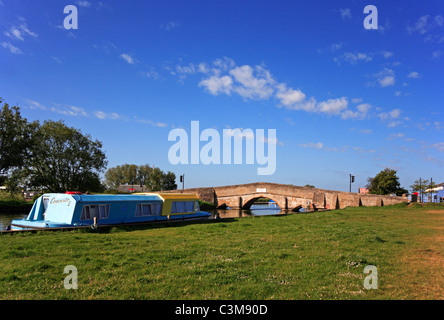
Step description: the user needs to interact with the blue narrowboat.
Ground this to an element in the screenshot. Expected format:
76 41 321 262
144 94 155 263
10 192 210 231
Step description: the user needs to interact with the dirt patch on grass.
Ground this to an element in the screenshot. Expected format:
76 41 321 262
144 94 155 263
399 211 444 299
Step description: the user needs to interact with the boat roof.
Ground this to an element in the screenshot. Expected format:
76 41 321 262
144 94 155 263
42 193 162 202
135 193 199 200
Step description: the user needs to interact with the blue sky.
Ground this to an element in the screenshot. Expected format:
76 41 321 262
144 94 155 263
0 0 443 191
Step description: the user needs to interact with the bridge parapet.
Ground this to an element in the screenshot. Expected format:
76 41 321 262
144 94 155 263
159 182 407 211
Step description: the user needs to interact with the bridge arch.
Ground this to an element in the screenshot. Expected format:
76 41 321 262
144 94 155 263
240 194 286 210
242 197 285 210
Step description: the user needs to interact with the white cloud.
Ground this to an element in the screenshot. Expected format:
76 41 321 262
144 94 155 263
199 75 233 95
229 65 276 100
51 105 88 117
1 42 23 54
4 22 38 41
380 51 394 58
95 111 120 120
407 15 430 34
275 84 306 107
431 142 444 152
51 56 62 64
141 67 159 80
329 43 343 52
378 108 402 121
432 50 443 59
160 21 180 31
359 129 373 135
341 103 371 119
407 15 444 35
119 53 137 64
177 57 373 119
379 75 395 87
212 57 236 75
407 71 420 78
374 68 395 87
300 142 324 149
281 97 317 113
76 1 91 8
435 15 444 26
317 97 348 115
26 99 47 110
135 118 169 128
388 133 405 140
335 52 373 65
387 121 402 128
340 8 351 20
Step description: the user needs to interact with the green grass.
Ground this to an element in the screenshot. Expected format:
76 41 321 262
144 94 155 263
0 204 443 300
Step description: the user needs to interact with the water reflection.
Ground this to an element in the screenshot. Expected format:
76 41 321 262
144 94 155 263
0 213 27 230
209 202 285 219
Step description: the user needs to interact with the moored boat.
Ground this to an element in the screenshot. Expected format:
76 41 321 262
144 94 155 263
10 192 210 231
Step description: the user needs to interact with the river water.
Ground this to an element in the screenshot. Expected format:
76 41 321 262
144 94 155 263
0 202 293 230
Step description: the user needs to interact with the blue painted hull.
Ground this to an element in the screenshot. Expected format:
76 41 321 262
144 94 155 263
11 212 211 231
10 193 211 231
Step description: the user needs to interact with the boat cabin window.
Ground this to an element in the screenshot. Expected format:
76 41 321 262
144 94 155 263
171 201 195 214
135 203 162 217
80 204 110 220
42 197 50 218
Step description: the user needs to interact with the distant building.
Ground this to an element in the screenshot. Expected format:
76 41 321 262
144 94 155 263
423 182 444 203
424 182 444 193
359 188 369 194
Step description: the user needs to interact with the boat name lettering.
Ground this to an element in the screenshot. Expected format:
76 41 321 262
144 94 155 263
50 197 71 206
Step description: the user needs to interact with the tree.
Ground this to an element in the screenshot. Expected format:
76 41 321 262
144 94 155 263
146 167 164 191
104 164 177 191
410 179 428 195
162 171 177 190
366 168 408 196
0 98 35 174
103 164 139 189
23 120 107 192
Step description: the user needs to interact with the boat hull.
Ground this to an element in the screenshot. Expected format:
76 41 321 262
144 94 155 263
9 192 211 231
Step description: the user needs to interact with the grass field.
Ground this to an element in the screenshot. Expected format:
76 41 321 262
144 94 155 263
0 203 443 300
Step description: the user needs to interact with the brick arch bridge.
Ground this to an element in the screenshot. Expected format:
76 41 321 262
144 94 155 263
160 182 407 211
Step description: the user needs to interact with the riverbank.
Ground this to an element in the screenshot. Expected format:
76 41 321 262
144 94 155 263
0 200 33 215
0 203 443 299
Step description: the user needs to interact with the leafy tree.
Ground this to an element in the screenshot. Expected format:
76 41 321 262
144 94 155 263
23 120 107 192
103 164 139 189
410 179 429 194
146 167 164 191
136 164 151 188
104 164 177 191
304 184 315 188
103 166 125 190
366 168 407 196
0 98 35 174
162 171 177 191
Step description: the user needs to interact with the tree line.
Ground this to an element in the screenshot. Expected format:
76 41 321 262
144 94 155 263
103 164 177 192
366 168 440 198
0 98 177 194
